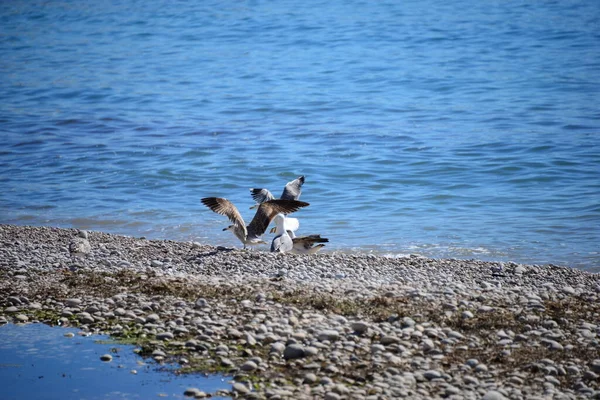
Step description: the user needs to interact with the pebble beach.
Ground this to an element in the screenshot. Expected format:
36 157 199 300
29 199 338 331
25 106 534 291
1 224 599 399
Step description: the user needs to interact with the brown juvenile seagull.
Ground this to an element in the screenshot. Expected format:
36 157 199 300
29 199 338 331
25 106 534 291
291 234 329 255
201 197 309 248
249 175 305 209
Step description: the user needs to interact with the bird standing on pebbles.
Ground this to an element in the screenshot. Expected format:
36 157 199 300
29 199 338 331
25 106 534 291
271 214 294 253
201 197 309 249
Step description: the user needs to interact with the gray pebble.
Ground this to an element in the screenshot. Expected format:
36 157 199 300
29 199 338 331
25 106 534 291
156 332 174 341
283 344 305 360
317 329 340 342
232 382 250 394
482 390 508 400
423 370 442 380
240 361 258 371
350 321 370 334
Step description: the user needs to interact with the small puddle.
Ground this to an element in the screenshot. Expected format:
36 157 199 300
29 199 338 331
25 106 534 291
0 323 230 400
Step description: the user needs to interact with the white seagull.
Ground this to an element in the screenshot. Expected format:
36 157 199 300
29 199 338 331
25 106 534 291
271 214 293 253
270 215 329 254
201 197 309 249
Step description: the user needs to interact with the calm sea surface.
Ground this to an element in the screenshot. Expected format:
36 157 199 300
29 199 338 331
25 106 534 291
0 323 229 399
1 0 599 271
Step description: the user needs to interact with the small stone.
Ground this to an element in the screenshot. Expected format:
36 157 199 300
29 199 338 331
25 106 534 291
220 358 234 368
317 329 340 342
423 370 442 380
245 333 257 346
270 342 285 354
474 364 489 373
477 305 494 313
422 339 435 352
583 370 599 380
184 388 199 396
184 388 206 397
482 390 508 400
461 310 474 319
7 296 22 305
304 373 318 384
350 321 370 334
283 344 305 360
465 359 479 367
100 354 113 362
324 392 341 400
514 265 526 274
542 339 564 351
566 366 580 375
146 313 160 323
195 298 209 309
151 260 163 268
304 346 319 356
156 332 174 341
65 298 82 307
380 335 401 345
240 361 258 371
232 382 250 394
15 314 28 323
562 286 576 295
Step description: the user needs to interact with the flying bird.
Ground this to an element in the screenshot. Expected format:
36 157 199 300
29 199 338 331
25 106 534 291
201 197 309 248
250 175 305 209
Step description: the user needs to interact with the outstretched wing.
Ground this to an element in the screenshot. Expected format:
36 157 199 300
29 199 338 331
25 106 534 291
280 175 304 200
249 188 275 204
247 199 309 238
201 197 247 236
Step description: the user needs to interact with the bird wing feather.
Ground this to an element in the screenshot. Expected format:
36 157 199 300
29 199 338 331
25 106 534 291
247 199 309 237
201 197 247 236
249 188 275 204
280 176 305 200
293 234 329 249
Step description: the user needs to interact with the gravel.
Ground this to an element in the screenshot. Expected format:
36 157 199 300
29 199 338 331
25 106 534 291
1 224 599 399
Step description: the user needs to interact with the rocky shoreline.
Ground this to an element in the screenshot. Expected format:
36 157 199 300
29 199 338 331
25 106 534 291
1 224 599 399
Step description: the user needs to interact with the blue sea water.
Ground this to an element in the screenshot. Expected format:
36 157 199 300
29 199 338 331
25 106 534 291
0 323 229 400
0 0 598 271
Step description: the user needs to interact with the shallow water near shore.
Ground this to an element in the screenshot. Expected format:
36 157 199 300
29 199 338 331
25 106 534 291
0 0 599 271
0 323 230 400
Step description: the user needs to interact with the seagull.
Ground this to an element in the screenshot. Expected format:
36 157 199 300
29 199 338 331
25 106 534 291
271 214 293 253
250 176 305 237
291 235 329 254
270 216 329 254
201 197 309 249
250 175 305 209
